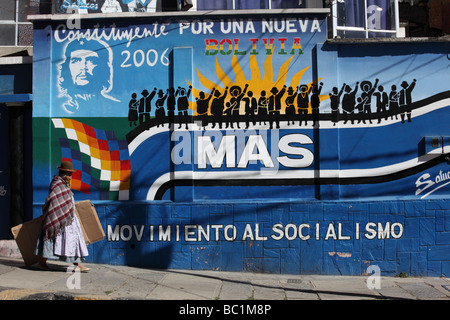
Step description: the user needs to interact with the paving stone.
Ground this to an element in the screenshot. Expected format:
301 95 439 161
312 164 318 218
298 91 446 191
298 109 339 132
218 280 253 300
252 279 286 300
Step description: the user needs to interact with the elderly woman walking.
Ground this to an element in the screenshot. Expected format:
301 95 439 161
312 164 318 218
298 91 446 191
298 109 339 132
35 161 90 272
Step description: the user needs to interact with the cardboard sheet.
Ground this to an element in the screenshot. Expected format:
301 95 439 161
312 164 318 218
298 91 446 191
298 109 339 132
11 200 104 265
11 216 43 266
74 200 105 244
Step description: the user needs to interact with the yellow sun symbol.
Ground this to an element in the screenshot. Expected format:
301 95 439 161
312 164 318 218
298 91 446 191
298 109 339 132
188 52 328 116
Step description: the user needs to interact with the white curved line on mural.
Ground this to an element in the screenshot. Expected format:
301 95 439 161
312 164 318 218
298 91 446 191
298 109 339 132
128 125 169 155
129 97 450 156
146 147 449 200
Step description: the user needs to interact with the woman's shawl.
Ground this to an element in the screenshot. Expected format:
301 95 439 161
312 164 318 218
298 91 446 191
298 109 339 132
41 175 74 240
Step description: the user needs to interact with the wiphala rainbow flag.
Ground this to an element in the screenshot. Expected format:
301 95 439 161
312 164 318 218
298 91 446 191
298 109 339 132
52 118 130 200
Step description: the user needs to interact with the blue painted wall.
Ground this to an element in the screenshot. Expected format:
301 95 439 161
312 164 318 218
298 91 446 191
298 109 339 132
31 11 450 275
31 198 450 276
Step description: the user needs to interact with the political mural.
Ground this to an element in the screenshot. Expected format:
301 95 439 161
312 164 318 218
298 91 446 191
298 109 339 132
32 12 450 203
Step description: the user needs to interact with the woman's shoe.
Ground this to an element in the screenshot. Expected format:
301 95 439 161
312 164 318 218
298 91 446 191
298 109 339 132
74 266 90 273
79 266 90 272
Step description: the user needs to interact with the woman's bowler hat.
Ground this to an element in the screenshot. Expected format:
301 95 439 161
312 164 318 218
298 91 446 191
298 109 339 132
57 161 76 173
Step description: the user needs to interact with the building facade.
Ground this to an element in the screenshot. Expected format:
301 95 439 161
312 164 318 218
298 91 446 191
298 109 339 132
27 4 450 276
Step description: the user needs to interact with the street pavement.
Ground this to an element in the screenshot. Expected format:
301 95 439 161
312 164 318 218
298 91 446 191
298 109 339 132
0 256 449 301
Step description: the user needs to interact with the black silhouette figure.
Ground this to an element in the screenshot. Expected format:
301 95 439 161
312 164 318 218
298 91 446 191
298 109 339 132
243 91 257 129
355 96 367 124
310 82 323 126
329 84 345 126
166 87 176 117
257 90 268 125
128 92 139 127
155 89 168 127
228 84 248 129
196 89 215 129
285 86 298 126
342 82 359 125
166 87 176 128
388 85 399 120
268 85 286 129
224 101 234 129
374 85 388 124
297 84 312 126
176 85 191 129
139 88 157 125
211 87 228 129
399 79 416 123
360 79 379 124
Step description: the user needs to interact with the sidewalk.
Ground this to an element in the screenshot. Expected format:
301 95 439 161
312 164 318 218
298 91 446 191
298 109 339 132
0 256 450 301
